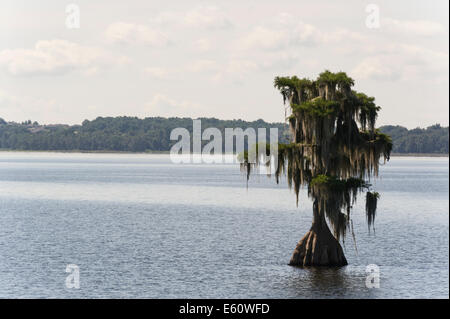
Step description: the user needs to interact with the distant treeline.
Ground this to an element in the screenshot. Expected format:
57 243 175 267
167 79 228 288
0 116 448 154
0 117 289 152
378 124 448 154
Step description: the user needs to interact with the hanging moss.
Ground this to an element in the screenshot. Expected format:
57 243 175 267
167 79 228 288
246 71 392 245
366 191 379 232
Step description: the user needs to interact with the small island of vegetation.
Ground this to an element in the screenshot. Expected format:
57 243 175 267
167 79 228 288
241 70 393 266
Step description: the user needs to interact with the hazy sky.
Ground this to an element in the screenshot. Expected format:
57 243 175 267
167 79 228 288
0 0 448 128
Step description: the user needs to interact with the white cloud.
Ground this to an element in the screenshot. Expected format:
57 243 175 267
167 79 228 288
239 23 321 51
237 13 367 52
106 7 230 48
143 54 298 83
383 18 446 37
0 40 128 76
352 56 402 81
146 94 205 117
183 6 232 29
0 89 59 121
321 28 368 50
225 59 259 74
186 60 219 73
144 67 173 79
192 38 213 52
144 59 220 80
143 56 294 83
105 22 169 46
212 59 260 82
239 26 287 51
0 89 19 111
352 44 449 82
152 6 232 29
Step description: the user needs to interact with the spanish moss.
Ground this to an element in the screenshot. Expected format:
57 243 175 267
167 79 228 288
366 191 379 233
241 70 392 266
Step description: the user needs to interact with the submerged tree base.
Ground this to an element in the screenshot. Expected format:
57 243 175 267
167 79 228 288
241 71 392 267
289 226 348 267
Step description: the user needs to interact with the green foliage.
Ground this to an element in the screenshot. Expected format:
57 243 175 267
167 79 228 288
316 70 354 90
291 99 340 117
0 116 289 152
257 70 395 240
379 124 449 154
356 92 381 131
0 117 446 154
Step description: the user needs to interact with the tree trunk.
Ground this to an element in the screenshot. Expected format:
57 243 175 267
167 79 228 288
289 200 348 267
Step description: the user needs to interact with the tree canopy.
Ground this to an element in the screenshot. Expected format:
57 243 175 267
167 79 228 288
242 70 393 241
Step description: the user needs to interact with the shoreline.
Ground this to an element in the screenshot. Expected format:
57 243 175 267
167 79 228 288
0 149 448 157
390 152 448 158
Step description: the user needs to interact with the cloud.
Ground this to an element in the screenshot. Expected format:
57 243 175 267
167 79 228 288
144 67 173 79
183 6 232 29
383 18 446 37
146 94 205 117
352 56 402 81
105 22 169 46
212 59 261 83
237 13 367 52
0 90 19 111
0 40 128 76
105 7 230 47
144 59 220 80
352 44 449 82
0 89 59 121
142 53 301 83
239 23 321 51
224 59 259 74
143 58 263 83
185 60 219 73
192 38 213 52
152 6 232 29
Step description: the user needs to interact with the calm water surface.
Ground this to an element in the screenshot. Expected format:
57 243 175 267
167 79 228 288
0 152 448 298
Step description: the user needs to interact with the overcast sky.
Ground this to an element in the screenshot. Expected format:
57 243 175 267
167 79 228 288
0 0 448 128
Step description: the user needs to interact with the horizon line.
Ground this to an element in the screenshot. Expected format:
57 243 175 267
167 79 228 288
1 115 447 130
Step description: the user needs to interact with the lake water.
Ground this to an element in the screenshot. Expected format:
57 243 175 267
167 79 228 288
0 152 448 298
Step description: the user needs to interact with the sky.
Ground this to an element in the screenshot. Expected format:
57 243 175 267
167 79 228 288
0 0 448 128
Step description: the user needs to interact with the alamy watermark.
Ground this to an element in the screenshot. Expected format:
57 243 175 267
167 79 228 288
365 264 380 288
365 4 380 29
65 4 80 29
169 119 279 173
65 264 80 289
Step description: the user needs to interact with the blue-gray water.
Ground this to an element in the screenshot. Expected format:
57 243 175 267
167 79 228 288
0 152 448 298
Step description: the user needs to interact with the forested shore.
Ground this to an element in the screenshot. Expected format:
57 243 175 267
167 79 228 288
0 116 448 154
